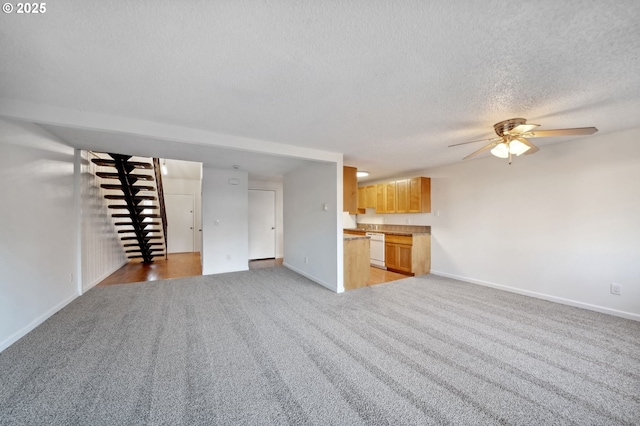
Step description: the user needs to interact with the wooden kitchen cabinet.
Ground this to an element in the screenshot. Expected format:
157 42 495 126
344 236 370 290
385 181 397 213
376 183 386 213
357 185 375 212
357 186 366 210
385 234 431 276
385 241 413 274
363 176 431 214
396 179 409 213
365 185 376 208
343 166 358 214
409 177 431 213
395 177 431 213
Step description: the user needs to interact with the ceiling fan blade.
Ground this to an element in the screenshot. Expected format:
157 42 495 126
528 127 598 138
510 123 539 134
463 141 498 160
449 137 501 148
516 137 540 155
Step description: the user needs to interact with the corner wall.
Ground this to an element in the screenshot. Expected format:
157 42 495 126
201 168 249 274
284 161 342 292
0 119 78 352
425 128 640 319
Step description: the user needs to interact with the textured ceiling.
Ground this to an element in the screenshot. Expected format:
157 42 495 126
1 0 640 180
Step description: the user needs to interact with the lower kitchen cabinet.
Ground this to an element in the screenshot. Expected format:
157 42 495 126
385 241 412 274
385 234 431 276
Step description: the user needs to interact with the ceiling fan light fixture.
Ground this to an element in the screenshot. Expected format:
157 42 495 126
453 118 597 162
490 143 510 158
509 139 531 156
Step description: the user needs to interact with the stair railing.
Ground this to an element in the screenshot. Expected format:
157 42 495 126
153 158 168 259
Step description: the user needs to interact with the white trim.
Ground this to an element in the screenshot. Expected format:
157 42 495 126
431 270 640 322
0 292 80 353
284 262 343 293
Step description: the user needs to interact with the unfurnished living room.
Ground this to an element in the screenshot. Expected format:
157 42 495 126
1 2 639 425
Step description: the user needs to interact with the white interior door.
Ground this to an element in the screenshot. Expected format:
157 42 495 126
249 189 276 260
166 193 194 253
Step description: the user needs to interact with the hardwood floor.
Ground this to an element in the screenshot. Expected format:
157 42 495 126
97 254 407 287
249 258 284 269
367 266 408 286
97 252 202 286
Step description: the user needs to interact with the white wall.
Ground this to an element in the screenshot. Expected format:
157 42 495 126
201 168 249 274
249 178 284 258
163 176 203 253
80 151 128 291
284 161 343 292
422 128 640 319
0 119 78 352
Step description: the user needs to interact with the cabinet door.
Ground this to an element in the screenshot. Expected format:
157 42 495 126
343 166 358 214
357 186 365 210
396 179 409 213
385 181 396 213
376 184 386 213
397 244 413 273
366 185 376 208
409 177 431 213
385 242 397 269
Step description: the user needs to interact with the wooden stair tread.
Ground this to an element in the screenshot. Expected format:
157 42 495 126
108 205 159 209
96 172 155 181
120 235 163 240
115 222 160 226
91 159 153 169
104 195 157 200
112 213 160 218
123 243 164 247
100 184 156 191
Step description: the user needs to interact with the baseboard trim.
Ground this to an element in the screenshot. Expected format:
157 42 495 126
431 270 640 322
0 291 80 353
284 262 340 293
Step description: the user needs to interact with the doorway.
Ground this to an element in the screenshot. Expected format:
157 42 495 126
165 193 195 253
248 189 276 260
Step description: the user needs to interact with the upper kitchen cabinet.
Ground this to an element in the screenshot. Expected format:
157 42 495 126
397 177 431 213
365 185 376 208
343 166 358 214
357 185 376 211
376 183 386 213
362 176 431 214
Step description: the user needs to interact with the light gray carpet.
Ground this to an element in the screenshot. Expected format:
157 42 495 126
1 267 639 425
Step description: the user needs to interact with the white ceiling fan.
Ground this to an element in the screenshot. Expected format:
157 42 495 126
449 118 598 164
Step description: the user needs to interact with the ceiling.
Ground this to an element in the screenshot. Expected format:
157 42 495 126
1 1 639 181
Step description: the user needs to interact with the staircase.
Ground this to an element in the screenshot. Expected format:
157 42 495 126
91 153 168 263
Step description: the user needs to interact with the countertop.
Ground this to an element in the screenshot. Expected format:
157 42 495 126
343 234 371 241
344 228 430 236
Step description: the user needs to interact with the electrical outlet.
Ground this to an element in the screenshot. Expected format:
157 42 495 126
304 257 308 264
611 283 622 295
